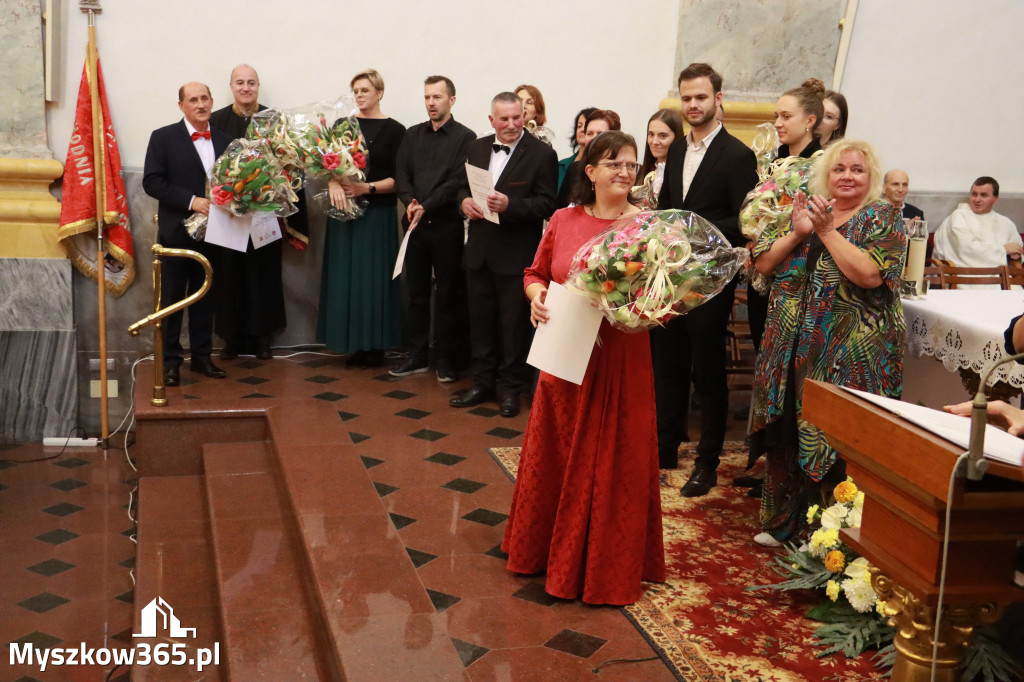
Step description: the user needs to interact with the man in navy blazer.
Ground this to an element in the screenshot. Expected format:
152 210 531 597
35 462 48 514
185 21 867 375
143 82 231 386
453 92 558 417
655 63 757 496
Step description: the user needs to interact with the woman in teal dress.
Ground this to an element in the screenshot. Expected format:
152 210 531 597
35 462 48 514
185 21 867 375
320 69 406 366
557 107 596 193
749 138 906 545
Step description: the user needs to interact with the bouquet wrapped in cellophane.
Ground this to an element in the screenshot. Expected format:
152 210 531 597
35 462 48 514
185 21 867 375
209 138 298 217
739 123 822 292
566 210 749 331
630 169 660 211
246 109 304 190
525 120 556 148
282 97 369 220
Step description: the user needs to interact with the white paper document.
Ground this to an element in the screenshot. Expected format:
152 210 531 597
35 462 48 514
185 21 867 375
250 213 282 248
526 282 603 385
205 206 251 252
465 162 499 224
392 228 413 280
842 387 1024 467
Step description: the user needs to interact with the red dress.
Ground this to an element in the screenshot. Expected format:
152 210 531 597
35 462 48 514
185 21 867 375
502 206 666 605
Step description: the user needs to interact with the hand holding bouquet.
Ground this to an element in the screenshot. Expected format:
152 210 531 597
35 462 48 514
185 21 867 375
566 210 749 331
209 139 298 217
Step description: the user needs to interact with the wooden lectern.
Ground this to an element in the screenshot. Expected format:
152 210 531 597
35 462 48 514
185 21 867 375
802 380 1024 682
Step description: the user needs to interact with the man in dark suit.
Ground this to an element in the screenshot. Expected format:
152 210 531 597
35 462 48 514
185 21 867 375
451 92 558 417
143 82 231 386
884 169 924 221
655 63 757 496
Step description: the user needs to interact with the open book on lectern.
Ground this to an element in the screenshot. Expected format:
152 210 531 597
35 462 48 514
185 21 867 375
840 387 1024 468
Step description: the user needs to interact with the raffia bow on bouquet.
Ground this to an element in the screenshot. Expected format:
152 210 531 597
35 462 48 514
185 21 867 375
739 123 822 293
565 210 749 331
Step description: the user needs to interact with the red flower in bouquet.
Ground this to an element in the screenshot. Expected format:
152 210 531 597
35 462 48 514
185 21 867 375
322 152 341 171
352 151 367 170
211 185 234 205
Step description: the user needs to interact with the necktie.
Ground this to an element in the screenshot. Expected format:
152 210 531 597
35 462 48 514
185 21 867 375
192 130 211 141
492 144 510 154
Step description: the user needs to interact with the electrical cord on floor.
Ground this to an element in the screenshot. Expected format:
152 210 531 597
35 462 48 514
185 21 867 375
0 425 87 464
592 654 660 673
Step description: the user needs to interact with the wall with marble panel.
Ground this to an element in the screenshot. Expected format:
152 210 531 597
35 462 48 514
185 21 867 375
673 0 844 102
0 259 76 442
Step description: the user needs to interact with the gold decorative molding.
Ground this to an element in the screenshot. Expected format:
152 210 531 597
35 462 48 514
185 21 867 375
658 98 775 148
0 157 66 258
871 569 1004 682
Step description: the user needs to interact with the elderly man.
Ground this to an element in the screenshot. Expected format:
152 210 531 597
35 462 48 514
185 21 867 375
451 92 558 417
208 64 292 360
143 82 231 385
883 169 924 221
933 176 1022 266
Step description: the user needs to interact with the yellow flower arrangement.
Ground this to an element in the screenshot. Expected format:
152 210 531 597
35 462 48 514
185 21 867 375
825 580 841 601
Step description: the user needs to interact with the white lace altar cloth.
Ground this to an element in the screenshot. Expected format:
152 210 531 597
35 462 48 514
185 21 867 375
903 290 1024 387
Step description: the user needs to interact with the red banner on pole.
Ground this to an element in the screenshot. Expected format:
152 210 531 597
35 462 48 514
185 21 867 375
58 56 135 296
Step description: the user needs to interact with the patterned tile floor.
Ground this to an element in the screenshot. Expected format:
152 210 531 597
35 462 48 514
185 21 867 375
2 348 751 681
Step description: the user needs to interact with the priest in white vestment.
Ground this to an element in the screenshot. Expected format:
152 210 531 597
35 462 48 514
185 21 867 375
933 177 1022 276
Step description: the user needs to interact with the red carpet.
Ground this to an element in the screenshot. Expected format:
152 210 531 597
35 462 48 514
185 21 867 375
491 443 886 681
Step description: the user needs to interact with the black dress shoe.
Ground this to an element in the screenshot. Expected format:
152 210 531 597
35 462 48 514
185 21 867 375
680 465 717 498
191 358 226 379
164 366 180 386
499 393 520 418
449 387 495 408
219 344 239 360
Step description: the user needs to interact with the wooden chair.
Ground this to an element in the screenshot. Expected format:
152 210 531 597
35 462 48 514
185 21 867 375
1003 264 1024 289
943 265 1005 289
725 286 755 389
921 260 947 290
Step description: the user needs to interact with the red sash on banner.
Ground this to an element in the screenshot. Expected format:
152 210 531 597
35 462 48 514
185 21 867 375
57 56 135 296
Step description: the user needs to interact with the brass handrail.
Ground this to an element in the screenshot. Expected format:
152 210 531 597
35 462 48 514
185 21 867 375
128 244 213 406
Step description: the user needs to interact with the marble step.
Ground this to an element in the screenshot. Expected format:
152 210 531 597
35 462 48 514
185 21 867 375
203 441 336 681
265 402 468 680
133 475 226 681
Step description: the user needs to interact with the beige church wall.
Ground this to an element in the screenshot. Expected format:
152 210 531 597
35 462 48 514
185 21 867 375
43 0 680 167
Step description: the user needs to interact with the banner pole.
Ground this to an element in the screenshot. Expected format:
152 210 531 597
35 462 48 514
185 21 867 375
85 9 109 448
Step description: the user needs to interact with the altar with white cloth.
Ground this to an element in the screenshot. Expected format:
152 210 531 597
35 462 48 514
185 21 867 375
901 289 1024 407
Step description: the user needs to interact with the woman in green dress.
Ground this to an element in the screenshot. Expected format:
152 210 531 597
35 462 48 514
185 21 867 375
319 69 406 366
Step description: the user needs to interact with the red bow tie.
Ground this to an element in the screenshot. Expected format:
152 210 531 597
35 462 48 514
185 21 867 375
191 130 211 141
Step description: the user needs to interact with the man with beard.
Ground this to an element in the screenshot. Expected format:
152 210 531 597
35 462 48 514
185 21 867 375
392 76 476 382
654 62 757 496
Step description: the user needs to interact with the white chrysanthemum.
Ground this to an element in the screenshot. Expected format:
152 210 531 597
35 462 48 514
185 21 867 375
820 503 849 529
846 507 862 529
842 573 878 613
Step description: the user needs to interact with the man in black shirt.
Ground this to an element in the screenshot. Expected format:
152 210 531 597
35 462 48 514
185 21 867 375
392 75 476 382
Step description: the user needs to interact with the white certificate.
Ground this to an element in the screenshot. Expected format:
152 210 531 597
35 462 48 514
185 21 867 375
205 206 251 252
527 282 603 385
250 213 282 249
392 228 413 280
465 162 499 224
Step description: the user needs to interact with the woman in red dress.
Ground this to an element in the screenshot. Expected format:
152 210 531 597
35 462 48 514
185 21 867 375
502 131 665 605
